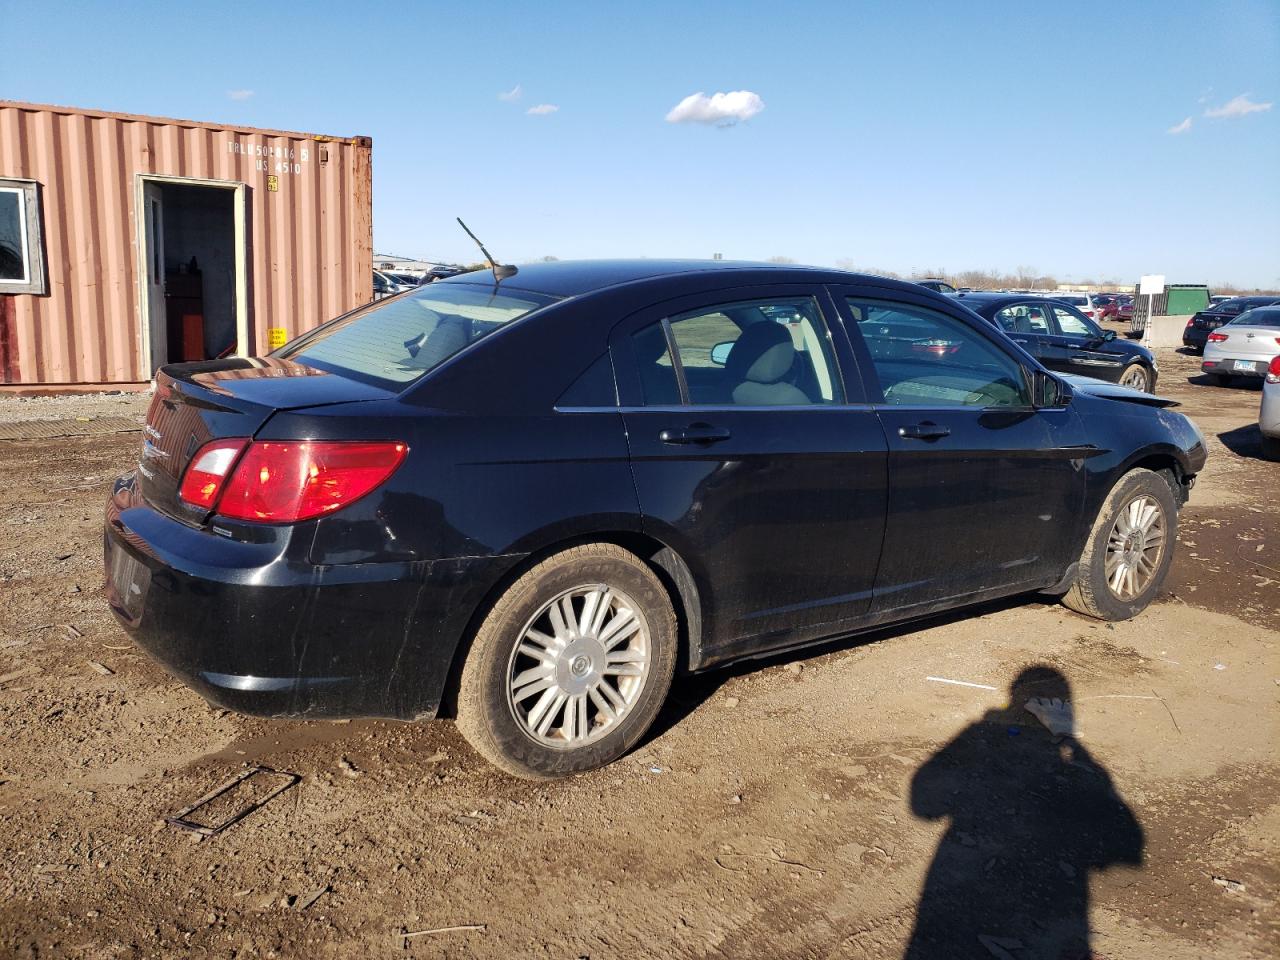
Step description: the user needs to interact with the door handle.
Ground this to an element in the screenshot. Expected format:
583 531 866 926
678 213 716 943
898 422 950 441
660 424 732 445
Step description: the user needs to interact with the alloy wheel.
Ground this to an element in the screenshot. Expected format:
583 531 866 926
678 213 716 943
506 585 651 748
1104 495 1167 600
1121 366 1149 391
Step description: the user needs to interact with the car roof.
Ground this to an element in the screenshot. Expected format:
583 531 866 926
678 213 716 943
954 292 1065 311
431 258 874 299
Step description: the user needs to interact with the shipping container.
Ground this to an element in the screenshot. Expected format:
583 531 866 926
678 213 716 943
0 100 372 390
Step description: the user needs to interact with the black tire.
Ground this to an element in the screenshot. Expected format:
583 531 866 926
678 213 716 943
1262 434 1280 462
1119 363 1151 393
1061 468 1178 621
455 543 677 779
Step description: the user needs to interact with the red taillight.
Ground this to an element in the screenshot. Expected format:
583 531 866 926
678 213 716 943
216 441 408 522
1268 356 1280 383
1207 332 1229 343
179 439 407 522
1185 318 1195 327
178 438 249 509
1084 310 1095 318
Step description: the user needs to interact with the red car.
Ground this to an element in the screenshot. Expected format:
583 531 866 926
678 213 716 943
1098 297 1133 321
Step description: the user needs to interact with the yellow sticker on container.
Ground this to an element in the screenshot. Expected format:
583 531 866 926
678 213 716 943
267 175 279 192
268 327 288 350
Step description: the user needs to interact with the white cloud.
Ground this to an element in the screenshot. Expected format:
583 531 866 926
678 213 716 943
498 84 522 102
1167 116 1192 135
227 89 254 101
526 103 559 116
665 90 764 126
1204 93 1272 119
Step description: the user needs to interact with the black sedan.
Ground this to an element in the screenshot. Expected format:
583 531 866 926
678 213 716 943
958 292 1158 392
104 261 1206 778
1183 295 1280 354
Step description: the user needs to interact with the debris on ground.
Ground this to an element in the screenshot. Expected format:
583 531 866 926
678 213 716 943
1213 876 1246 893
295 885 329 911
978 935 1024 959
1024 697 1076 737
337 757 361 779
926 676 998 691
400 923 487 945
166 767 301 838
86 660 114 676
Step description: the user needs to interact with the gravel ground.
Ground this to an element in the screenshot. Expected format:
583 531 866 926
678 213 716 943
0 346 1276 959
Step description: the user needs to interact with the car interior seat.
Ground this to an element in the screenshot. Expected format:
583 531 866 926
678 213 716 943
725 322 810 405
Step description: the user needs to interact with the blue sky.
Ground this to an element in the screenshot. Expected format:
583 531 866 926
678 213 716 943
5 0 1279 286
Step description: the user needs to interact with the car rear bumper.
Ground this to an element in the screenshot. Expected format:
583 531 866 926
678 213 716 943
1201 357 1269 378
103 473 516 720
1182 327 1208 347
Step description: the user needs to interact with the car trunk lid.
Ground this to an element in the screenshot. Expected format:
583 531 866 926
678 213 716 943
137 358 393 524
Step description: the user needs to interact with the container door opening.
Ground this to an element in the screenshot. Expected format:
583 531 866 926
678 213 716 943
139 180 241 374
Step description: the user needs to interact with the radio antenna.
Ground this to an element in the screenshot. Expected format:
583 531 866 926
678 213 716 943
456 218 518 282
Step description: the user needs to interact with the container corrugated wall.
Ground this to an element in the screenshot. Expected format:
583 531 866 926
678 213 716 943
0 100 372 387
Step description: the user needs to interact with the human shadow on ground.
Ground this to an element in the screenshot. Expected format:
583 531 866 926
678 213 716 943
903 667 1144 960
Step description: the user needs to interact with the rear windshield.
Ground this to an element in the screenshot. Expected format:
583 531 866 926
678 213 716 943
1056 295 1088 306
1228 308 1280 328
277 283 559 390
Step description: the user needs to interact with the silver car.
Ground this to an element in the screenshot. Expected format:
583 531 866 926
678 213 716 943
1201 306 1280 386
1262 356 1280 460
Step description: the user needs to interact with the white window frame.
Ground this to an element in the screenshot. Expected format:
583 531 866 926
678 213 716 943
0 179 47 296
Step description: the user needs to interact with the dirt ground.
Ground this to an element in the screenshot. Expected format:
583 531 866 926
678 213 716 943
0 348 1276 959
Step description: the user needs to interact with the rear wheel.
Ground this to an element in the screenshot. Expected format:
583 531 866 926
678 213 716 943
455 543 677 779
1062 468 1178 621
1262 434 1280 462
1119 363 1151 392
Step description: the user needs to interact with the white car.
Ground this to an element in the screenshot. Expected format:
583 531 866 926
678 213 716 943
1201 305 1280 386
1050 293 1100 320
1262 356 1280 460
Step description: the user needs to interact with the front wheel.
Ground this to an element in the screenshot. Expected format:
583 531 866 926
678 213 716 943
455 543 677 779
1061 468 1178 621
1119 363 1152 392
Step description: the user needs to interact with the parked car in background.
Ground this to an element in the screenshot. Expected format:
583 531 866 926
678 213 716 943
419 265 466 284
916 278 958 295
1050 293 1100 319
958 293 1158 391
372 270 413 299
1209 295 1232 307
1184 296 1280 354
1201 306 1280 386
1099 296 1133 321
387 272 422 287
1261 356 1280 460
103 260 1206 778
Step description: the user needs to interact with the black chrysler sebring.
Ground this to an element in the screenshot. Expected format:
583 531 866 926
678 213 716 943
104 261 1206 778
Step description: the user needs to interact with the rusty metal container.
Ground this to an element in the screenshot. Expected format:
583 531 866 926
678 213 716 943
0 100 372 389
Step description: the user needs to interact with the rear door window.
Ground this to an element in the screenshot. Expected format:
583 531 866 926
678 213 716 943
848 299 1031 407
632 297 844 406
993 302 1053 334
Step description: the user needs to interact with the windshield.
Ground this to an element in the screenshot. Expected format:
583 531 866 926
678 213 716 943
1228 308 1280 328
277 283 559 390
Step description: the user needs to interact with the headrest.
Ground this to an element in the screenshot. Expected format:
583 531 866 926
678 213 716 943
725 322 796 384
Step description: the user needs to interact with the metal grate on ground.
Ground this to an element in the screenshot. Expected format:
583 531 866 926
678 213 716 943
0 417 143 441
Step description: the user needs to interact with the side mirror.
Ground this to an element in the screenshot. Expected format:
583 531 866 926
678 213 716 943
1033 370 1070 408
1101 329 1117 341
710 342 734 366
